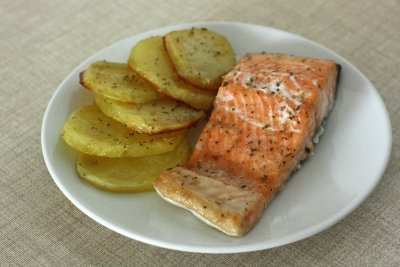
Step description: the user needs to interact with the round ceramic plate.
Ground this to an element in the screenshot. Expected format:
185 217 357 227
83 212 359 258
41 22 392 253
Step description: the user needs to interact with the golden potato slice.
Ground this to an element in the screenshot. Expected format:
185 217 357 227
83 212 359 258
62 105 186 157
128 36 216 111
95 94 205 134
76 140 190 192
164 28 236 90
80 61 163 103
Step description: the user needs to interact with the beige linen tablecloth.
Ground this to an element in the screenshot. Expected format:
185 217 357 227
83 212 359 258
1 0 399 265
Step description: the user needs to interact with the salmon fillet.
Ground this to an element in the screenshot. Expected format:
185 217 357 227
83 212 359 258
154 53 340 236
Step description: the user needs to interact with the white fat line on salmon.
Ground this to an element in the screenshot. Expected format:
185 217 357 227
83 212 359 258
222 106 301 133
220 95 302 133
222 106 277 130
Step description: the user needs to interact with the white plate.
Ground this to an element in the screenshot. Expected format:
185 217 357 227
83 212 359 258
41 22 392 253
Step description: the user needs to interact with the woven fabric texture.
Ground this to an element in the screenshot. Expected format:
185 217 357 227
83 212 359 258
1 0 399 266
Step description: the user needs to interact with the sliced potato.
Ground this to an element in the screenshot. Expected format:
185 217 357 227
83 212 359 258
80 61 163 103
128 36 216 111
76 140 190 192
164 28 236 90
95 94 205 134
62 105 186 157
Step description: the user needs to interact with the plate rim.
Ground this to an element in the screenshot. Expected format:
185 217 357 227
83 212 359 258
41 21 392 253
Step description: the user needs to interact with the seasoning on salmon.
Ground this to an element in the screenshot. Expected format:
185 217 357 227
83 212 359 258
154 52 341 236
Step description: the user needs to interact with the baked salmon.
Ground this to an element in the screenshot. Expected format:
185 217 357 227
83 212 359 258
154 53 340 236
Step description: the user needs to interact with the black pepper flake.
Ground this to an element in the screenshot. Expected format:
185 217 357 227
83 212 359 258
262 124 271 129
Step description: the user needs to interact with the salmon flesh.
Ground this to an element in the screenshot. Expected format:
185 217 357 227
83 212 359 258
154 53 340 236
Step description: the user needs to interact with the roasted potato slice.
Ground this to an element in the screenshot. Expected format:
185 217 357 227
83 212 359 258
76 140 190 192
95 94 204 134
128 36 216 111
164 28 236 91
62 105 186 157
80 61 163 103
